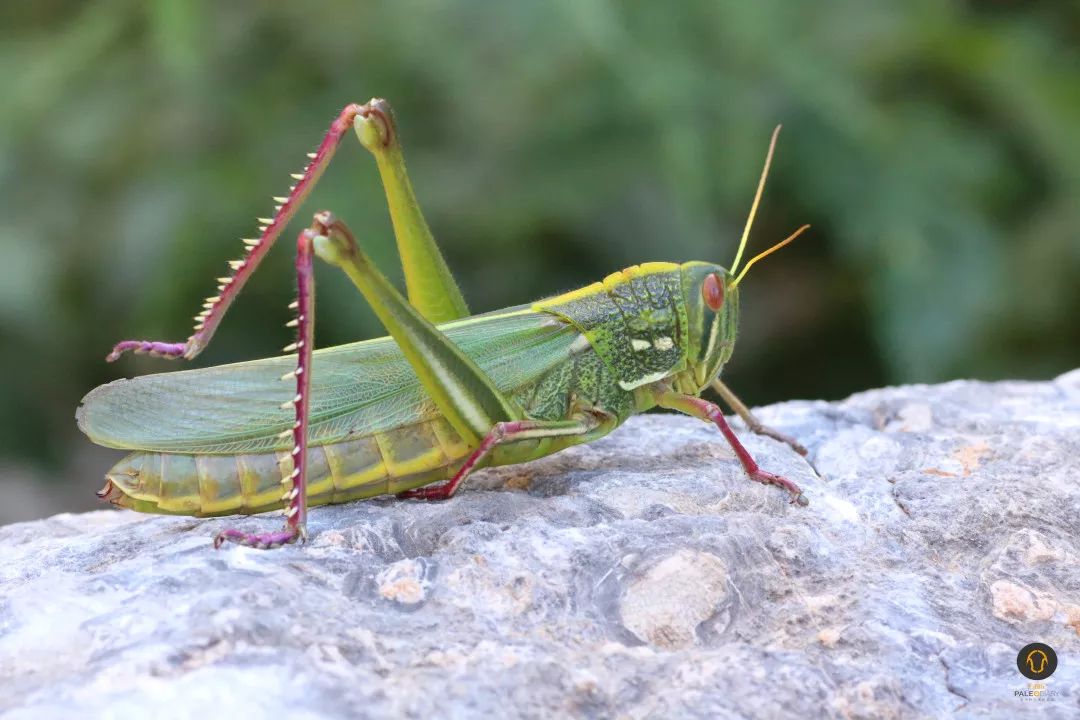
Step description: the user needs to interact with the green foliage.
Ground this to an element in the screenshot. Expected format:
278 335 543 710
0 0 1077 474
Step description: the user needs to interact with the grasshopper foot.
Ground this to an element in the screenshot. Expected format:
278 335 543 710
107 340 188 362
213 524 306 550
748 468 809 506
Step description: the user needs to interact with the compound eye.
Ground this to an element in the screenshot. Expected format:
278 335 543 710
702 273 725 311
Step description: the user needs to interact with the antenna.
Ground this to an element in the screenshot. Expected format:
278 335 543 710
730 224 811 288
729 125 781 275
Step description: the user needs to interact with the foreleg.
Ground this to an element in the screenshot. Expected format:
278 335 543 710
711 379 808 456
655 390 808 506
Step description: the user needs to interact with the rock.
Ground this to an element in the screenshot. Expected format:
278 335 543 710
2 372 1079 718
619 549 730 650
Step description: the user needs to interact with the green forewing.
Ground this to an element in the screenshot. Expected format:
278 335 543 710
77 308 576 454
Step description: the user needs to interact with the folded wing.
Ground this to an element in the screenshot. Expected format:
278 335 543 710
77 308 576 454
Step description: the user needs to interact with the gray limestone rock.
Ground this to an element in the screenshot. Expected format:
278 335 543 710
2 372 1079 719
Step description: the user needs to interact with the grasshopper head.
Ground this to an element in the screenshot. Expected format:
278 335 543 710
680 219 808 391
681 262 740 391
681 124 810 392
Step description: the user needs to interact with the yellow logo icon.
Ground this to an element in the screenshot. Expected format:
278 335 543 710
1017 643 1057 680
1025 649 1048 675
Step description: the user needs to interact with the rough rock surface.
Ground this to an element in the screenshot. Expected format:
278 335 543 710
2 373 1079 719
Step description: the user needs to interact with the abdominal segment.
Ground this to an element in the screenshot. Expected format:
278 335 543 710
99 417 470 517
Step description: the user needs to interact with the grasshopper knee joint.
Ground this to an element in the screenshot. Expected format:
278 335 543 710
354 99 394 151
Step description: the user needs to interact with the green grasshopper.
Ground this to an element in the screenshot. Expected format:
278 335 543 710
77 99 811 550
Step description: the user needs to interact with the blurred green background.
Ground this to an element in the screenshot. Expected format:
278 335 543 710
1 1 1077 523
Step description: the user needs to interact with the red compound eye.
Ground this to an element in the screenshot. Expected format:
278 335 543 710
702 273 725 311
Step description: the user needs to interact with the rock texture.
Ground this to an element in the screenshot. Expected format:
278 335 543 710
2 373 1079 719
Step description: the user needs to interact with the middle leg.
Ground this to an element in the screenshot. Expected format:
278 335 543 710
398 415 601 501
711 379 808 456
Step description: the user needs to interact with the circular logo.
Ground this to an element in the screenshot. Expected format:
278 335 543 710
1017 642 1058 680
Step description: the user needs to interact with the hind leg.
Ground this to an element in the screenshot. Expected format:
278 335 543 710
108 98 466 363
213 227 317 549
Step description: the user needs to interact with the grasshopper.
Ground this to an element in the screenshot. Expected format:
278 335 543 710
77 99 812 549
